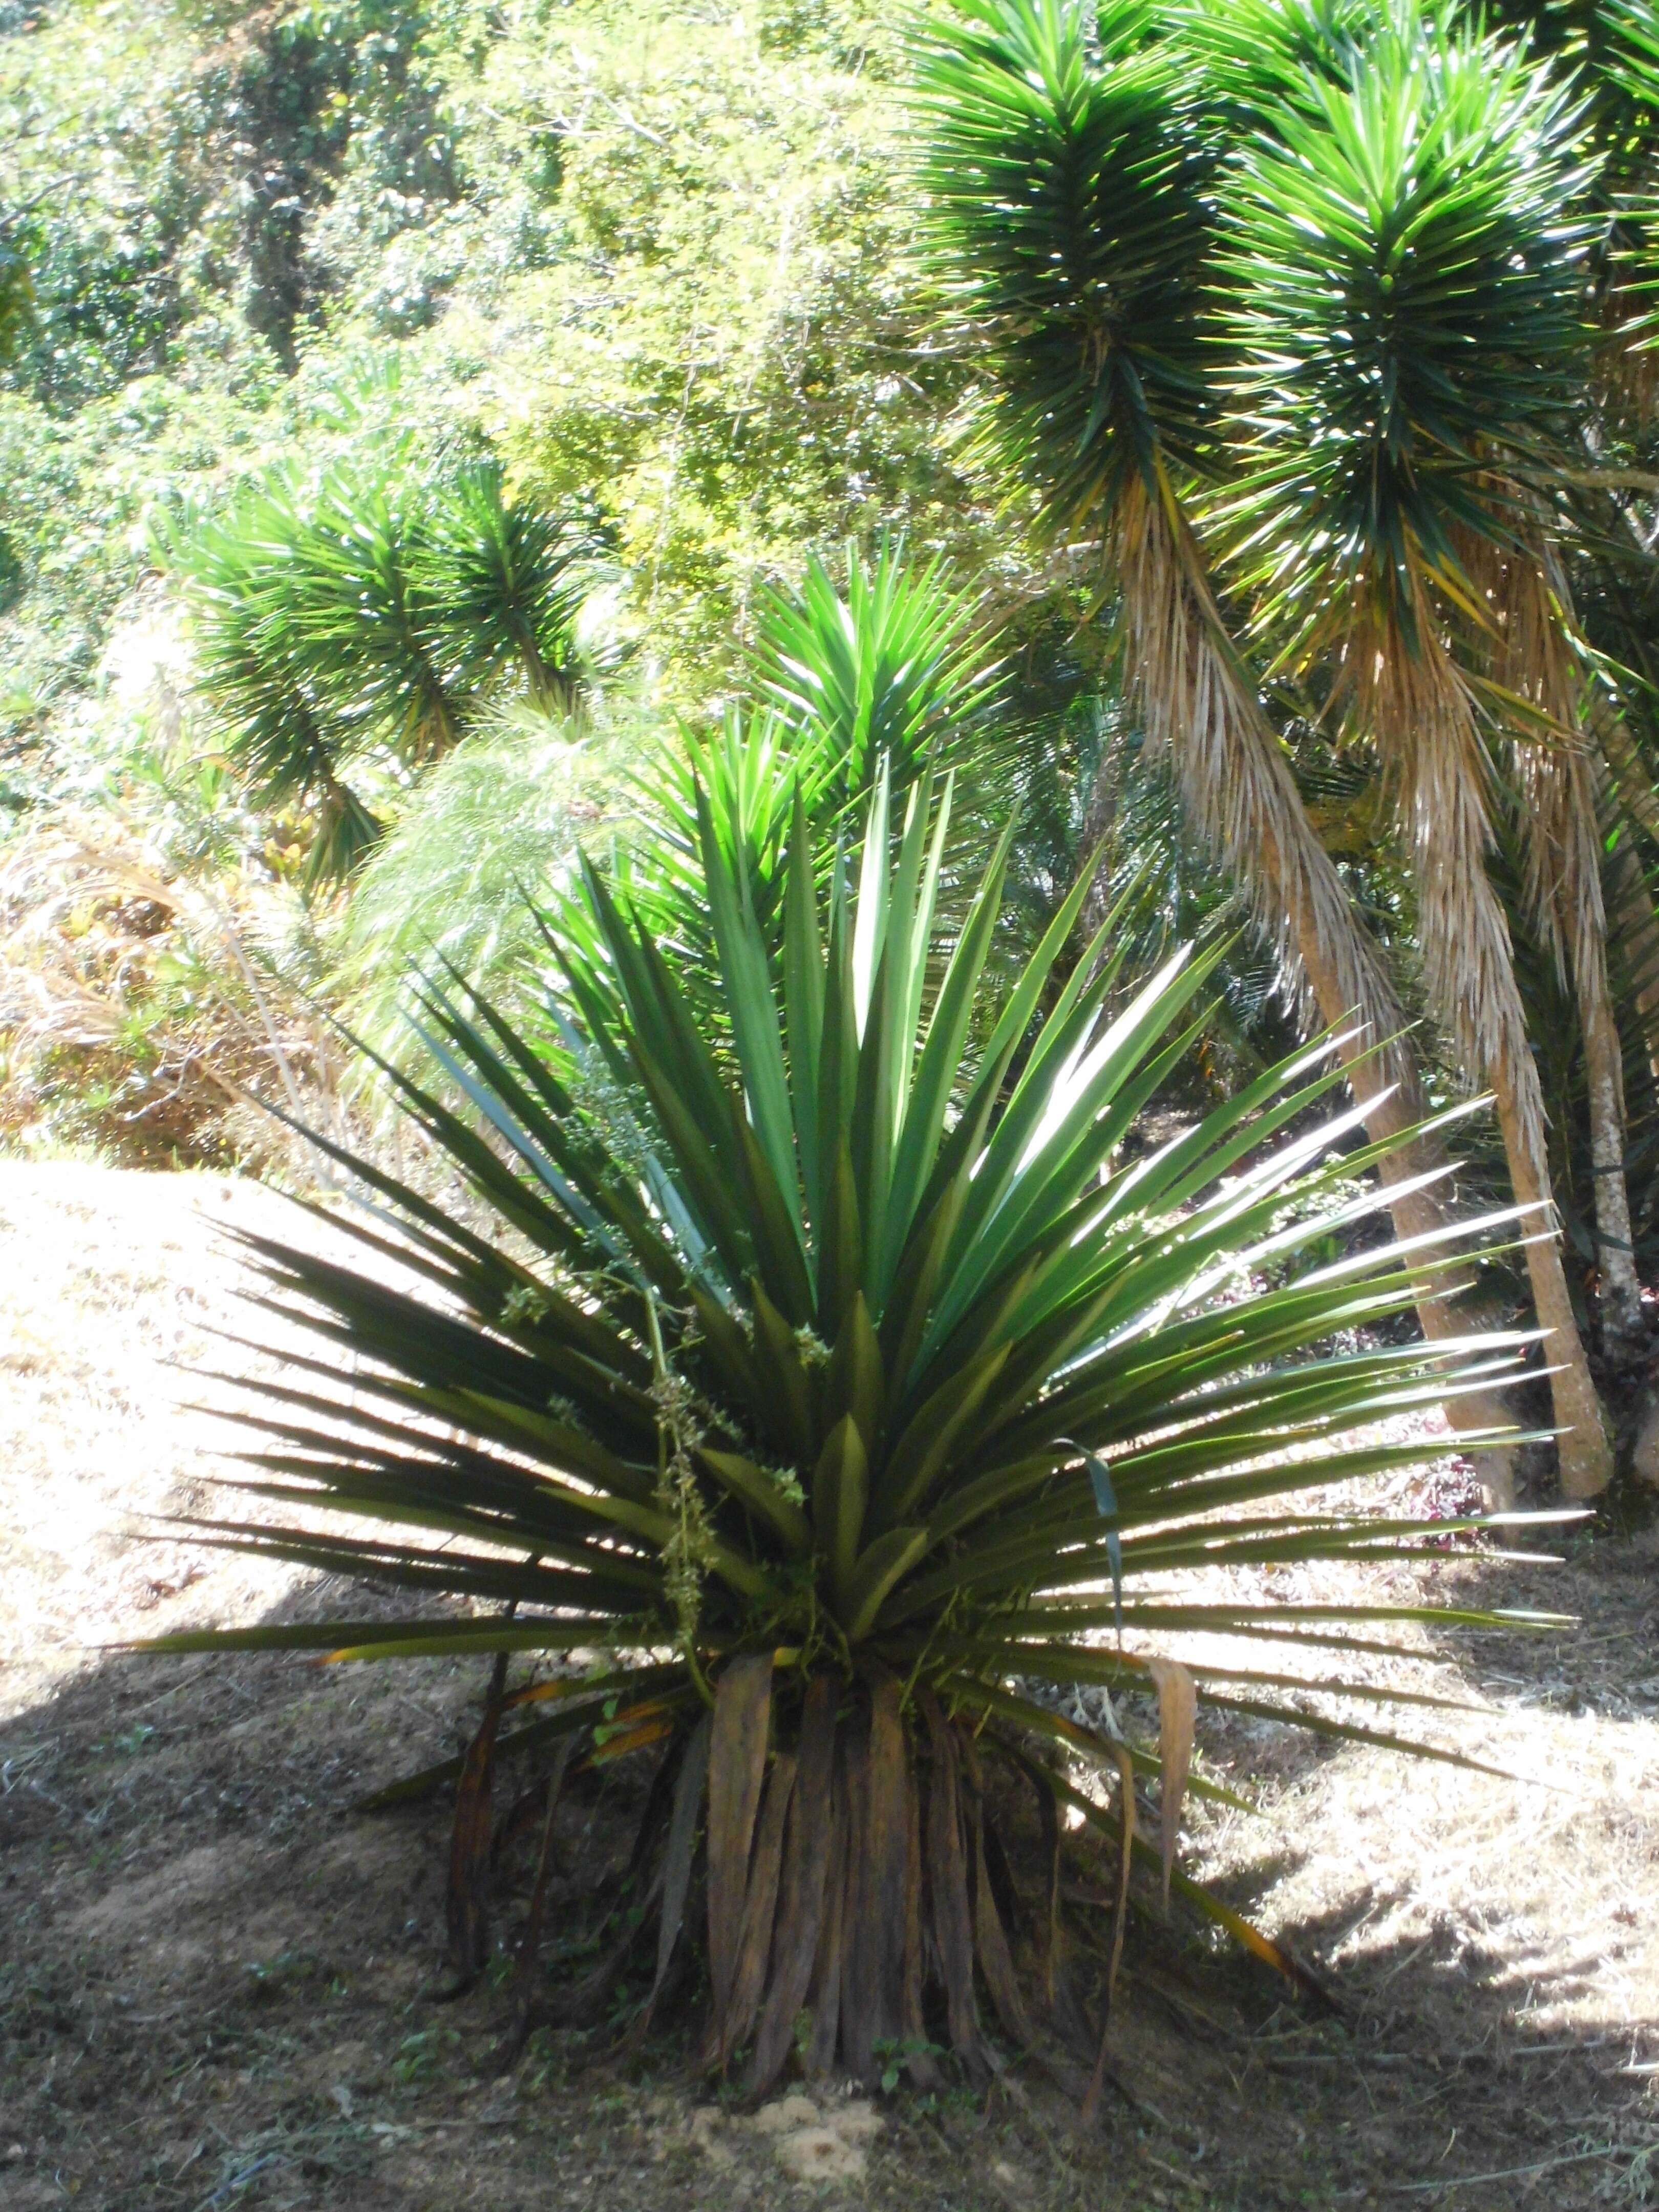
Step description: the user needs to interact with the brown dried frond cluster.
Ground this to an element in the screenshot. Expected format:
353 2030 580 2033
0 819 345 1169
1111 474 1415 1099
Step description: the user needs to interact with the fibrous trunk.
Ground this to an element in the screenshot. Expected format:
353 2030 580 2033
1381 611 1613 1499
1593 715 1659 1093
1497 543 1645 1371
1517 742 1645 1366
1110 472 1520 1495
496 1663 1131 2096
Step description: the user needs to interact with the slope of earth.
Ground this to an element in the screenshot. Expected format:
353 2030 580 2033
1 1160 1657 2211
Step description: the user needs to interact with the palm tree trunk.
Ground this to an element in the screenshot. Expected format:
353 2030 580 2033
1111 474 1522 1497
1593 721 1659 1091
1576 929 1645 1363
1279 837 1524 1504
1384 621 1613 1499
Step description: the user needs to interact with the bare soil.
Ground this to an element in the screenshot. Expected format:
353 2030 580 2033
3 1161 1657 2211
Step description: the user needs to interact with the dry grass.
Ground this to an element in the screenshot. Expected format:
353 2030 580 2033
2 1161 1656 2209
0 1160 330 1714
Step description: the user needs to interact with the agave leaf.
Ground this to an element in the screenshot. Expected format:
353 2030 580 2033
698 1448 813 1555
841 1528 934 1642
813 1413 871 1603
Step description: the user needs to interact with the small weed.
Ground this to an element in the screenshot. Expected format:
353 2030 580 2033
90 1725 155 1757
391 2026 461 2090
911 2086 983 2119
244 1951 322 2003
521 2024 566 2093
873 2034 945 2093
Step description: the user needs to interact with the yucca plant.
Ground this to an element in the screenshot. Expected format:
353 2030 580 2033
598 538 1016 1033
1210 2 1625 1475
907 0 1486 1430
181 473 391 884
136 765 1552 2098
409 458 590 714
176 454 594 879
908 0 1652 1495
752 535 1004 802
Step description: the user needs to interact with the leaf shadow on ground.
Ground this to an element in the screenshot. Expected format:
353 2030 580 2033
4 1529 1658 2212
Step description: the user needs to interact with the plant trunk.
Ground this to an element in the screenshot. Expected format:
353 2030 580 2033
1602 809 1659 1093
1491 1077 1614 1498
1513 729 1646 1372
1577 945 1645 1363
1079 735 1120 945
1480 528 1646 1409
1590 724 1659 1093
1112 475 1520 1498
1384 620 1613 1500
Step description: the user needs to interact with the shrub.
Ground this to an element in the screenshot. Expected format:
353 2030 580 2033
140 764 1544 2098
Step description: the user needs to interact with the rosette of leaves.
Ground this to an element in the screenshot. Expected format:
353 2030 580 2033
408 458 591 714
1212 6 1596 672
135 768 1551 2098
600 537 1014 1037
177 456 592 879
751 535 1004 803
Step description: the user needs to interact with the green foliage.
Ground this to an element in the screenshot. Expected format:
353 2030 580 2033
155 772 1525 1712
133 770 1550 2072
1174 0 1377 125
0 0 1018 797
1214 4 1599 653
337 699 634 1059
910 0 1216 515
578 538 1022 1050
0 202 30 362
0 0 459 403
413 460 590 710
459 0 1001 683
173 446 594 874
752 535 1002 802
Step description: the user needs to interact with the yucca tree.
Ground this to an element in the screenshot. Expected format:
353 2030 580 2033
1190 0 1659 1384
906 0 1516 1469
1487 0 1659 365
1210 3 1624 1484
910 0 1641 1494
177 455 593 880
136 769 1550 2095
181 474 393 884
411 459 590 714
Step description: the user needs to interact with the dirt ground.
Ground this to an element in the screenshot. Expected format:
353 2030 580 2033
3 1160 1658 2211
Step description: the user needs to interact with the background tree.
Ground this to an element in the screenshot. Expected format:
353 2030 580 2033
175 452 593 880
908 0 1659 1495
